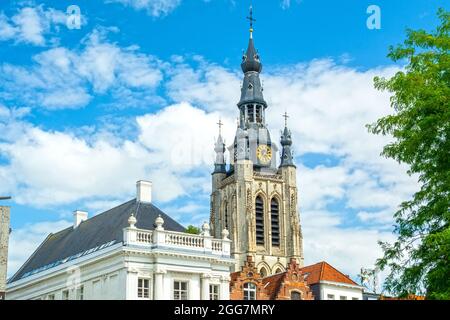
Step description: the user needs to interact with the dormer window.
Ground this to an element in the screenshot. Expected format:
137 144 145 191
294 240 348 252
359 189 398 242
248 83 253 90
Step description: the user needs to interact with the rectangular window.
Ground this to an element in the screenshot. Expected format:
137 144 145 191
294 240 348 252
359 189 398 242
340 296 347 300
327 294 335 300
76 286 84 300
174 281 188 300
352 297 359 300
138 278 150 299
209 284 220 300
47 294 55 300
243 283 257 300
62 290 69 300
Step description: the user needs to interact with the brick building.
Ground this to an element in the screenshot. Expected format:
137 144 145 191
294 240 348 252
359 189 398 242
230 256 313 300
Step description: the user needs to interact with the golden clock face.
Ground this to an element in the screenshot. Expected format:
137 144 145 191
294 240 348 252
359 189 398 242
256 144 272 164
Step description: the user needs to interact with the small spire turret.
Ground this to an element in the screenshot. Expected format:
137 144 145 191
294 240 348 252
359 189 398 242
280 112 295 168
213 119 227 174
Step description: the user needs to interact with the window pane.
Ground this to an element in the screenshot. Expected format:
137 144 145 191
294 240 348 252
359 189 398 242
174 281 188 300
209 285 219 300
138 278 150 298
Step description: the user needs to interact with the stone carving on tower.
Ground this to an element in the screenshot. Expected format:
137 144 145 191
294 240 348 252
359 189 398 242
210 6 304 274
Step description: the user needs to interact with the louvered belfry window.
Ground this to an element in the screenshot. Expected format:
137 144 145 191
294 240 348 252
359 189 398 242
255 196 265 245
224 204 229 230
271 198 280 246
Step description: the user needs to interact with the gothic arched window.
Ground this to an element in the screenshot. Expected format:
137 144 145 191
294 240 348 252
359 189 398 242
271 198 280 246
224 203 228 230
255 196 265 245
259 267 268 278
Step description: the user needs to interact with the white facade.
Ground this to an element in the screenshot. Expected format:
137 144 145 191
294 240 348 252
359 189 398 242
316 281 364 300
7 217 234 300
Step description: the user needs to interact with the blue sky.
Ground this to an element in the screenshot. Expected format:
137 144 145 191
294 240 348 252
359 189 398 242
0 0 448 286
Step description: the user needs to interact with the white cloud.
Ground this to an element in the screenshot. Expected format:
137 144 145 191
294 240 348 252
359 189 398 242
298 164 348 211
0 102 232 207
106 0 182 16
166 60 241 114
302 209 395 282
0 29 164 110
0 5 70 46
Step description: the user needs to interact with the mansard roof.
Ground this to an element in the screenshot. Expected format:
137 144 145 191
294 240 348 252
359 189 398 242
9 199 185 283
300 261 360 287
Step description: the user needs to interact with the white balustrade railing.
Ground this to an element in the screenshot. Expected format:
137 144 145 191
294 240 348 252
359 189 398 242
165 233 204 248
211 240 223 252
123 226 231 257
136 230 153 244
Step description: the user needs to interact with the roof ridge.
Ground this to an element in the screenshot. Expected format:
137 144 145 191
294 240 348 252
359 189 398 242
322 261 359 285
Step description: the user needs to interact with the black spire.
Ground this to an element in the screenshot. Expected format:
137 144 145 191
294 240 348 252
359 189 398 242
241 5 262 74
280 112 295 168
238 5 266 112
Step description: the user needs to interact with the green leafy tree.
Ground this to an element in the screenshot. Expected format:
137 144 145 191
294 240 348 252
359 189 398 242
185 225 201 235
368 9 450 300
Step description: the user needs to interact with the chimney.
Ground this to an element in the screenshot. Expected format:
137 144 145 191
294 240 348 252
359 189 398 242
136 180 152 203
73 210 88 228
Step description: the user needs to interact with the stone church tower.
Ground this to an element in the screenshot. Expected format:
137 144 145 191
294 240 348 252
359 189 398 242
210 11 303 275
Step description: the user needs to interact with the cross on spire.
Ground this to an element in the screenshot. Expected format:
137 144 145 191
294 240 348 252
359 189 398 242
217 119 223 135
283 112 289 127
246 5 256 35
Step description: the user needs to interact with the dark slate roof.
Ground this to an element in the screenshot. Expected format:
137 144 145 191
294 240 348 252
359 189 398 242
238 37 266 107
238 71 266 107
9 199 185 283
241 38 262 73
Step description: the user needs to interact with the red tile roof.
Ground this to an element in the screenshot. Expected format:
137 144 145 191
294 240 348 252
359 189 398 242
262 272 286 300
300 261 359 286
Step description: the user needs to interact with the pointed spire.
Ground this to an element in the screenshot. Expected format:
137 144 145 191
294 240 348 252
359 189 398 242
213 119 226 174
280 112 295 168
238 5 266 110
241 5 262 74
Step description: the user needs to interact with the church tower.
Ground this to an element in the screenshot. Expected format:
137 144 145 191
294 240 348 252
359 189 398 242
210 7 303 275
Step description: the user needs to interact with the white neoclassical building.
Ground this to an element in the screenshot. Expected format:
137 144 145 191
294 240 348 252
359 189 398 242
7 181 234 300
